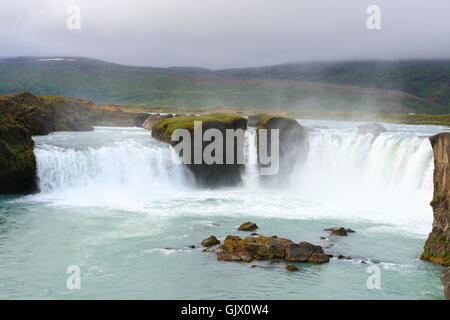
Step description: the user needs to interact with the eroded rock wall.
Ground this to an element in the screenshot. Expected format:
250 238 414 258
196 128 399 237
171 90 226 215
421 133 450 266
152 113 247 186
0 92 149 194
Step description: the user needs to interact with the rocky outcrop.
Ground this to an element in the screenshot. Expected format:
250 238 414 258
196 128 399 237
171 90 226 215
256 115 309 179
324 227 356 236
247 114 272 127
238 221 258 231
357 123 386 137
0 92 149 194
442 267 450 300
152 113 248 186
201 235 220 247
0 112 37 193
142 114 174 131
285 242 330 263
0 92 150 134
421 133 450 266
214 235 329 264
216 235 294 262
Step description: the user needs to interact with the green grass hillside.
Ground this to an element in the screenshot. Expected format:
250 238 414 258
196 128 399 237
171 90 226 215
0 57 448 113
219 61 450 108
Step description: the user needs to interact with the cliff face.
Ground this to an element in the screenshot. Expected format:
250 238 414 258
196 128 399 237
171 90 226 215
0 92 149 194
256 115 309 182
421 133 450 266
152 113 248 186
0 112 37 193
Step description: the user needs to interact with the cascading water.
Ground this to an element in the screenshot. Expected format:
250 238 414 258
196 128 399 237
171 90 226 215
31 123 435 233
289 129 434 231
243 128 259 188
35 142 189 193
32 127 194 206
3 122 446 300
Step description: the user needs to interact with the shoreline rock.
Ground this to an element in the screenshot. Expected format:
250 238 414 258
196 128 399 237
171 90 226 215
0 112 37 194
0 92 150 194
421 133 450 266
420 133 450 299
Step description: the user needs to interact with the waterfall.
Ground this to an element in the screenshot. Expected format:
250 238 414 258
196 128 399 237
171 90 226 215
32 125 434 232
288 129 434 228
33 127 194 205
243 128 259 188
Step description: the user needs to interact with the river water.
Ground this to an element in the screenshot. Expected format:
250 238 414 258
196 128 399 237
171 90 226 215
0 120 447 299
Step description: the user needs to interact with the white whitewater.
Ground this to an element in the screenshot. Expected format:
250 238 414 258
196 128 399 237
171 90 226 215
35 142 190 193
32 124 436 234
290 129 434 231
33 127 193 206
5 123 445 300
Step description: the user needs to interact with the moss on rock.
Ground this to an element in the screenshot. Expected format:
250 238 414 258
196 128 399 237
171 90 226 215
421 133 450 267
214 234 329 264
152 113 248 186
0 92 150 194
153 113 246 144
0 111 37 193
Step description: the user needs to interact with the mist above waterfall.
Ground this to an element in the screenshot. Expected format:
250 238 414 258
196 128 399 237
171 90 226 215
28 122 443 235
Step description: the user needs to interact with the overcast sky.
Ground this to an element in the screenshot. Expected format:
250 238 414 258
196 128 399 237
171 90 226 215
1 0 449 69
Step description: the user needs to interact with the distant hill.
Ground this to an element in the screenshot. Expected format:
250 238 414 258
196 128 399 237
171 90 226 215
0 57 448 114
218 60 450 108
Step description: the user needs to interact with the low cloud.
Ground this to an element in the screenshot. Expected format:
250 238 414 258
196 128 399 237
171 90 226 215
1 0 449 68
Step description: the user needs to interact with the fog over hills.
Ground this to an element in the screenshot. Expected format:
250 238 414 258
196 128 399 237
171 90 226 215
0 57 448 114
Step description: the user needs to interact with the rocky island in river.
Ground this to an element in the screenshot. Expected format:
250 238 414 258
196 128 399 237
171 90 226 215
0 91 448 299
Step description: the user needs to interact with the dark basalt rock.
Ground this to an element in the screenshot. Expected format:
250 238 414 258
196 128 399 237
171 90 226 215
285 242 330 264
324 227 355 236
152 113 248 186
201 235 220 247
356 123 387 137
255 115 309 181
238 221 258 231
0 113 38 194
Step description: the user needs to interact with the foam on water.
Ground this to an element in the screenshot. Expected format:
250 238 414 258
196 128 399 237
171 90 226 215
29 123 441 234
3 122 448 300
289 130 434 232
